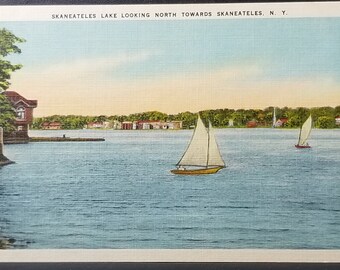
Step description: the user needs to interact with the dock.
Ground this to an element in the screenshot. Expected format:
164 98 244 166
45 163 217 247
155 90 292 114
29 137 105 142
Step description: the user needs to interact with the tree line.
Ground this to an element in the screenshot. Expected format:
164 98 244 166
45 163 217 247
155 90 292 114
32 106 340 130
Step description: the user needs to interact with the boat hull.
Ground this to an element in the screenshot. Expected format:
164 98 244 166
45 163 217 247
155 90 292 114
171 166 224 175
295 144 311 149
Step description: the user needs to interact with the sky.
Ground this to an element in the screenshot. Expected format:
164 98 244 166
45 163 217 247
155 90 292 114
3 17 340 117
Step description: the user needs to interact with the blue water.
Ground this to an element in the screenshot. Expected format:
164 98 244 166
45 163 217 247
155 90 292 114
0 128 339 249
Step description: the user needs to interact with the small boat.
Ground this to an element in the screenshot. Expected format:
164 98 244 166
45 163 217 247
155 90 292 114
171 115 225 175
295 115 312 148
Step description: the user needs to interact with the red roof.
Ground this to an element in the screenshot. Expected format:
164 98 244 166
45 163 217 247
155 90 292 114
278 118 289 123
4 91 37 107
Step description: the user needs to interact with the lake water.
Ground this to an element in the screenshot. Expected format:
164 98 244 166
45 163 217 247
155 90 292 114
0 128 339 249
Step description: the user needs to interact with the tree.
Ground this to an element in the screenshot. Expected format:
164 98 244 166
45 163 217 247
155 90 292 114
0 28 25 134
315 116 336 129
0 28 25 91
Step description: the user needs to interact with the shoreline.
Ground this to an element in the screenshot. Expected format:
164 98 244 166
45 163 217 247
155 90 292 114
29 127 340 131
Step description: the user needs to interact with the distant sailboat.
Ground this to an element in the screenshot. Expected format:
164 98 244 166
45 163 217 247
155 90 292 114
295 115 312 149
171 116 225 175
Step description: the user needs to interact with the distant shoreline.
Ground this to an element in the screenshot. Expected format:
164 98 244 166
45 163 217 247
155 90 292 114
29 127 340 131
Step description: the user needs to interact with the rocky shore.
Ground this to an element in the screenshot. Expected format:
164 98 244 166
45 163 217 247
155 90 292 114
0 155 14 167
0 237 15 249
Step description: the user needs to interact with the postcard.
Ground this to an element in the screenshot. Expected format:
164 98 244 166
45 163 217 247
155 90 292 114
0 1 339 264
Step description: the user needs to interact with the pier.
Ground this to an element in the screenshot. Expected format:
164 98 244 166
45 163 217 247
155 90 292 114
29 137 105 142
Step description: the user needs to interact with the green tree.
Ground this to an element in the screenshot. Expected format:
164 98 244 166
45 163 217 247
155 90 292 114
335 106 340 116
0 28 25 134
315 116 336 129
0 28 25 91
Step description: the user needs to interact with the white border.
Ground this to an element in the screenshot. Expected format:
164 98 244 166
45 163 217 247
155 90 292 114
0 249 340 262
1 1 340 263
0 2 339 21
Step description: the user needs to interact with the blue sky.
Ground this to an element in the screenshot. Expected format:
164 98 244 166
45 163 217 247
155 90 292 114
3 18 340 116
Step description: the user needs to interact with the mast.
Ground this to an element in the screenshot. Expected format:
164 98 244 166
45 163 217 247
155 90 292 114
206 121 210 168
297 126 302 145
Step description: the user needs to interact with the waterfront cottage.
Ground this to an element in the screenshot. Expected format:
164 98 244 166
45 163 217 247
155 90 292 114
136 120 183 130
122 121 133 130
4 91 37 143
274 118 289 127
336 116 340 126
246 120 258 128
86 122 105 129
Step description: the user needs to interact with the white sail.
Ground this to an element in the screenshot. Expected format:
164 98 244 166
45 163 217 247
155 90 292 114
208 121 225 167
298 115 312 146
177 116 209 167
273 107 277 127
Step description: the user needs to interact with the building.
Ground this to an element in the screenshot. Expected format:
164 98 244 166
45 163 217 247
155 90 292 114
122 121 133 130
166 121 182 130
112 120 122 130
336 116 340 126
42 122 62 130
136 120 183 130
274 118 289 127
246 120 258 128
4 91 37 143
86 122 105 129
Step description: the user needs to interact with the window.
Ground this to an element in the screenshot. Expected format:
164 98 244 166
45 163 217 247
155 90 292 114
17 107 25 120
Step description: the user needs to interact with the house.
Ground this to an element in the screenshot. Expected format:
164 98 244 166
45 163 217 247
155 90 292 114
136 120 160 130
42 122 62 130
86 122 105 129
122 121 133 130
135 120 183 130
4 91 37 143
119 120 183 130
336 116 340 126
112 120 122 130
166 121 182 130
246 120 257 128
274 118 289 127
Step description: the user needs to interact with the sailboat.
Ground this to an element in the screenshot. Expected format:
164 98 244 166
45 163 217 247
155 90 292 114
295 115 312 148
171 116 225 175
